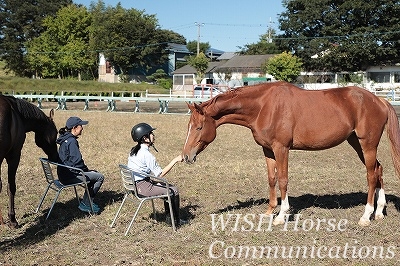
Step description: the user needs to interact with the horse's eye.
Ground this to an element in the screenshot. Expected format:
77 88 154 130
196 126 202 131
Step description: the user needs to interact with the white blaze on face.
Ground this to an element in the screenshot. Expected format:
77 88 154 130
184 123 193 150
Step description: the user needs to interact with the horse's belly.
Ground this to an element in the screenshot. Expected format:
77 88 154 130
292 129 350 150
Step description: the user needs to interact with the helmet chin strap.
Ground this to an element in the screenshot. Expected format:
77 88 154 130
143 140 158 152
151 143 158 152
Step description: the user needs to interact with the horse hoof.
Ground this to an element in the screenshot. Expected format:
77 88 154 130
265 209 274 215
273 217 285 226
7 220 18 229
358 218 371 227
375 213 385 220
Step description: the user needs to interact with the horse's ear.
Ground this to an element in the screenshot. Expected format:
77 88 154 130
49 109 55 120
186 102 204 115
193 102 204 115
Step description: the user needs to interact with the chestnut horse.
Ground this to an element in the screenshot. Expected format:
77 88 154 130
0 95 58 228
182 81 400 226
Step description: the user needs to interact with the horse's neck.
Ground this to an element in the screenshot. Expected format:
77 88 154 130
24 119 41 132
11 107 43 133
206 93 253 128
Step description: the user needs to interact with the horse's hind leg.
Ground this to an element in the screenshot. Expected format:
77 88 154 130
0 158 4 226
347 133 384 226
374 163 386 220
0 167 3 226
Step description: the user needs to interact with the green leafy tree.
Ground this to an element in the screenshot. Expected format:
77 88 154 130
147 68 172 89
0 0 72 76
188 52 209 83
157 78 173 90
90 2 184 81
26 4 95 79
277 0 400 72
238 29 281 55
186 40 210 55
147 69 167 82
25 33 62 78
238 41 281 55
262 52 302 82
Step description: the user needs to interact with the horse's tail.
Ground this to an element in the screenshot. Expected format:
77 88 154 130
384 100 400 178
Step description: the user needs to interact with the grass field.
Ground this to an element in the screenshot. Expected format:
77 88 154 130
1 105 400 265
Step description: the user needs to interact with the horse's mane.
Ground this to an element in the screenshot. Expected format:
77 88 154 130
3 95 49 121
204 85 254 108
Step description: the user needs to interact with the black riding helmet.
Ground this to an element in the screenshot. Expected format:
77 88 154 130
131 123 156 142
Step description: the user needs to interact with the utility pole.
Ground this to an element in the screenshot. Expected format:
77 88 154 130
267 17 275 43
195 22 204 56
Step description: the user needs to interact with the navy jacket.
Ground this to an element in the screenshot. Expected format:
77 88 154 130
56 132 89 181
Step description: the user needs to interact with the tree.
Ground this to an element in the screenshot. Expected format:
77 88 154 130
25 4 96 79
186 40 210 55
90 2 185 82
0 0 72 76
238 29 282 55
262 52 302 82
276 0 400 72
147 69 167 82
187 52 209 83
147 68 172 90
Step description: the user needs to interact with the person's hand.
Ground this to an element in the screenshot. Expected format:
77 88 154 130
175 154 183 163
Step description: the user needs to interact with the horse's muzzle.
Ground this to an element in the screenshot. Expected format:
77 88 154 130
184 154 196 164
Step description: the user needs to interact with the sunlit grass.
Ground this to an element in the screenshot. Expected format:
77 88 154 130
1 105 400 265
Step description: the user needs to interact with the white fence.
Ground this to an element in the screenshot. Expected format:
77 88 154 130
4 90 211 113
5 86 400 113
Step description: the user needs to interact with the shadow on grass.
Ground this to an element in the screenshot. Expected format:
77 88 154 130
216 191 400 215
151 203 199 223
0 190 122 251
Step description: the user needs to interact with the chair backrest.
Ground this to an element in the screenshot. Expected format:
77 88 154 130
39 157 87 185
39 157 56 184
119 164 141 198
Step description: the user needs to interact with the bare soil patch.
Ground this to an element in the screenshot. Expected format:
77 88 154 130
1 106 400 265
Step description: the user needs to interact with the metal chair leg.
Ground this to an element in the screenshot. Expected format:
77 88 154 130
36 183 52 213
110 194 128 227
125 200 146 236
73 186 80 205
45 190 62 220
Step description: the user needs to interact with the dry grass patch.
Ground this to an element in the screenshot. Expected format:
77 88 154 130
1 107 400 265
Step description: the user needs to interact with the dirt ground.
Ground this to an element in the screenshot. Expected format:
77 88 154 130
1 100 400 265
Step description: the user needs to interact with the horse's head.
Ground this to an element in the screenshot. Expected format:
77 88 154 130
183 103 217 163
35 109 58 162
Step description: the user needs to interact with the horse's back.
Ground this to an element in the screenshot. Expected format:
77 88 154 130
251 83 389 150
265 83 387 120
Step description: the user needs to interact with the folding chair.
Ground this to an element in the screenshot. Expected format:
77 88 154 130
36 157 95 220
110 164 176 235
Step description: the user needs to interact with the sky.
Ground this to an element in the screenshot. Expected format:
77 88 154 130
74 0 286 52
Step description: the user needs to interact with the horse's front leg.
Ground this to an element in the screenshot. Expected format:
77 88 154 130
272 146 290 225
264 154 277 215
7 157 19 228
0 168 3 226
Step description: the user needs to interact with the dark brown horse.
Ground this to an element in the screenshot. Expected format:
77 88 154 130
182 81 400 226
0 95 58 227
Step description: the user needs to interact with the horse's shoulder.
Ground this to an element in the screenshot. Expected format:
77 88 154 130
0 95 16 109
